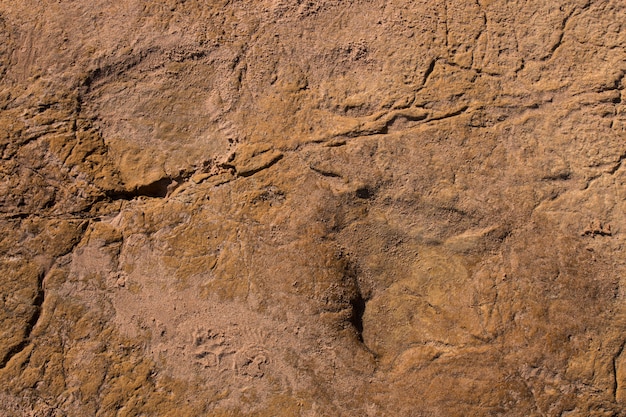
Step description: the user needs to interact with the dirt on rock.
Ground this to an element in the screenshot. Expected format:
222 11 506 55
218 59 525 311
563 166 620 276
1 1 625 416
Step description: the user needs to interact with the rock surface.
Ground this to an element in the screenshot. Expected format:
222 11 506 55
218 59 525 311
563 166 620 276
1 0 625 415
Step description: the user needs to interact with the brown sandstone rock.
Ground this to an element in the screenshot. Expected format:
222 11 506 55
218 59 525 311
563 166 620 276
0 1 625 415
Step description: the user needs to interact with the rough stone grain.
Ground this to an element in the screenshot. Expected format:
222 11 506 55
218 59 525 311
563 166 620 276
0 1 625 416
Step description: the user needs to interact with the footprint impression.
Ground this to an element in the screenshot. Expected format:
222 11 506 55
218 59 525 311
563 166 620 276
191 326 271 378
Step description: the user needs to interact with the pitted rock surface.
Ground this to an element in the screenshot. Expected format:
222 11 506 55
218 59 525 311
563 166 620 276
1 1 625 416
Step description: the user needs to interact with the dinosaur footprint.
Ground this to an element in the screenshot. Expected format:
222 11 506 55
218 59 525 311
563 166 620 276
191 327 234 368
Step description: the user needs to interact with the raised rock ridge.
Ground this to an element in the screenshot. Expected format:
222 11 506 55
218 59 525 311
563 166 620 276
0 1 625 416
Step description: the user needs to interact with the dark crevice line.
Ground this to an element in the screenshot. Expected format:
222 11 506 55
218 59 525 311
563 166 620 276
608 153 626 175
104 177 174 200
422 59 437 87
344 257 371 350
0 340 30 369
426 105 470 123
236 153 283 178
386 111 428 127
80 46 160 92
350 293 366 343
442 0 449 50
544 6 577 62
612 340 626 400
0 212 31 220
545 28 565 61
0 221 88 370
0 270 44 369
0 212 98 221
310 166 342 178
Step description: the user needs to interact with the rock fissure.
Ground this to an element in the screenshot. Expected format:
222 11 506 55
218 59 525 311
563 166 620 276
1 1 625 415
614 340 626 402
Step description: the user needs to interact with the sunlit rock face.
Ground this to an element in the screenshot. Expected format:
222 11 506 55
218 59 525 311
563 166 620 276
1 1 625 415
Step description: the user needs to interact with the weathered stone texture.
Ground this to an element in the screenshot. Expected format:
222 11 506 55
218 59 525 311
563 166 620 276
0 1 625 415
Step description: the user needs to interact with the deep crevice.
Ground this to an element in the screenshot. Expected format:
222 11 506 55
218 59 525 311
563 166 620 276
0 222 87 369
349 293 366 343
135 177 173 198
612 340 626 400
343 255 369 345
0 270 44 369
104 177 174 201
355 187 374 199
0 340 29 369
422 58 437 86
